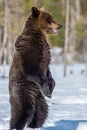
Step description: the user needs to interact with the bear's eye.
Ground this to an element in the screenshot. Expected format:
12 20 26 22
46 16 52 24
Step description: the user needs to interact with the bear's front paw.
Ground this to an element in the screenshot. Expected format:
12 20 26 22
48 78 55 94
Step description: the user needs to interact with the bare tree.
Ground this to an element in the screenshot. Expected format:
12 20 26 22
75 0 81 20
67 0 81 60
0 28 2 64
64 0 69 76
34 0 43 7
2 0 8 77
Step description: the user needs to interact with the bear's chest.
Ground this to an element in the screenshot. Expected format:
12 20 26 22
37 41 51 74
42 42 51 64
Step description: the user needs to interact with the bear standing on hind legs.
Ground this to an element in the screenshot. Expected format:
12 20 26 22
9 7 62 130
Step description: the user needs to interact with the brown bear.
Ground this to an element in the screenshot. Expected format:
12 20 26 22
9 7 62 130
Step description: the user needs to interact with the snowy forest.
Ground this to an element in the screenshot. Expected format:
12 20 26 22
0 0 87 130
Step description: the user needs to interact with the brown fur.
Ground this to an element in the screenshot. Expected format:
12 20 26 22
9 7 62 130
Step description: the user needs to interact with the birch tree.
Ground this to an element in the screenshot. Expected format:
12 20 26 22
64 0 69 76
75 0 81 20
2 0 8 77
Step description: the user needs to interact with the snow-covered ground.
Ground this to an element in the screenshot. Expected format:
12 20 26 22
0 64 87 130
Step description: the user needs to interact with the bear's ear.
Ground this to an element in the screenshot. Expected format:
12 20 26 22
31 7 40 18
40 7 47 12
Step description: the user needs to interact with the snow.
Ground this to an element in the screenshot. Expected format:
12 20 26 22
0 64 87 130
51 47 63 64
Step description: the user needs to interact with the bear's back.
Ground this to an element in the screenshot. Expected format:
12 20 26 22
13 34 51 78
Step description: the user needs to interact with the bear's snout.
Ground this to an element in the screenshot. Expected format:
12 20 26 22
57 24 62 30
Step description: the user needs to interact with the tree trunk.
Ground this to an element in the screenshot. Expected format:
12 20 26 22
68 0 81 62
69 5 76 60
64 0 69 76
34 0 43 7
75 0 81 20
6 2 12 64
0 29 2 64
2 0 8 77
0 26 4 64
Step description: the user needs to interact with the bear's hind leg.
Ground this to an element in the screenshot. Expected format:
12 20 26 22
28 93 48 128
9 100 35 130
10 108 28 130
10 108 35 130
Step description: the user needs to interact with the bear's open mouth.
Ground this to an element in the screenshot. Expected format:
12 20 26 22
52 29 58 34
47 27 58 34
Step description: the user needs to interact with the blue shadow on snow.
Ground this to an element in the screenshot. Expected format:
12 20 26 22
43 120 87 130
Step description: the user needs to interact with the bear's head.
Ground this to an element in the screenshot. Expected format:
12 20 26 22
30 7 62 35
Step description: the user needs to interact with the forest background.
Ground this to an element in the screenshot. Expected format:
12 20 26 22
0 0 87 66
